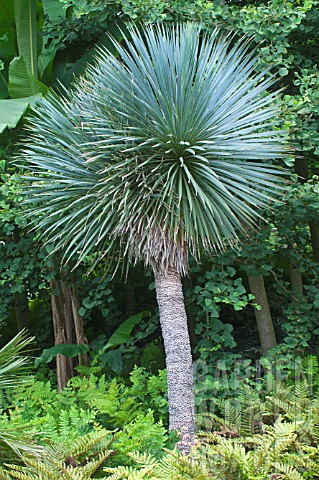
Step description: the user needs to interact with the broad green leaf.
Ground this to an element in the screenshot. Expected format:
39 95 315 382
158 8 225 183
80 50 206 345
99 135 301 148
101 348 123 374
42 0 65 21
103 311 150 350
0 94 40 132
37 49 56 79
34 343 90 368
13 0 38 77
8 56 48 98
37 1 64 79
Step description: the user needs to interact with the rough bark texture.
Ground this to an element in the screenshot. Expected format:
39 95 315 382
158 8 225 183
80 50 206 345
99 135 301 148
248 274 277 357
153 265 195 453
50 279 75 392
71 281 89 367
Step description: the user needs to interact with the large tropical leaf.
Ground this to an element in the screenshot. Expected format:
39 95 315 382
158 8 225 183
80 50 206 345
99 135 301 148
34 343 90 368
42 0 66 21
103 311 150 350
8 56 48 98
0 94 39 132
13 0 38 77
20 24 289 275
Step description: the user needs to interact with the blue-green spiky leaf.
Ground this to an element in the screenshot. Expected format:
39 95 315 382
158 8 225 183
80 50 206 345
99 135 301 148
19 24 289 274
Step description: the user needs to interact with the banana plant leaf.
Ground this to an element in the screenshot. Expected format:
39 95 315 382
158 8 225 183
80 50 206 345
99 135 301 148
0 94 40 132
103 311 150 350
34 343 90 368
8 56 48 98
42 0 66 21
13 0 37 77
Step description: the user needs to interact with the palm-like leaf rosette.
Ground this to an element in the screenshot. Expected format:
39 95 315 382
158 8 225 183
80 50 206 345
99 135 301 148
20 24 288 275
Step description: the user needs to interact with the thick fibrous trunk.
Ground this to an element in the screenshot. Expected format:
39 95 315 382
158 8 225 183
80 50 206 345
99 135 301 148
153 265 195 453
50 279 75 392
248 274 277 357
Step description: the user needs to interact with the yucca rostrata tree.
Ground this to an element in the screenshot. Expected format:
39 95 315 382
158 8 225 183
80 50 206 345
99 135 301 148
19 24 288 450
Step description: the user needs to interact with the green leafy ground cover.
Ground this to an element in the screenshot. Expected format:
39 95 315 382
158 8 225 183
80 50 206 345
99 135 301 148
1 341 319 478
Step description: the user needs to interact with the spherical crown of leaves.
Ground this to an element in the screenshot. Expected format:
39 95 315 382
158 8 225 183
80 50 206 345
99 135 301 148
21 23 288 275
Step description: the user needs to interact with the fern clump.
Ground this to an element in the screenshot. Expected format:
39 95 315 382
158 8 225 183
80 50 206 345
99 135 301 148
1 430 114 479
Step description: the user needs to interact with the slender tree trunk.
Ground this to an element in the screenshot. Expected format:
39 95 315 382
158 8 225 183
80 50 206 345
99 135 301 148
289 265 303 297
310 221 319 262
14 291 29 331
248 274 277 357
50 279 75 392
289 255 303 298
60 280 76 348
51 280 72 392
71 281 89 367
153 265 195 453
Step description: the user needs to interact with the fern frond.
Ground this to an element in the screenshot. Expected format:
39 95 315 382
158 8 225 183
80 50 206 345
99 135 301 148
103 465 148 479
2 430 114 479
68 429 113 457
158 449 209 479
0 468 11 480
273 462 304 480
128 451 159 469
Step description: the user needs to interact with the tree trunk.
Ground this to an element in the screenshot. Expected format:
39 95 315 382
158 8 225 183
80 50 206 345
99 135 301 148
153 265 195 453
289 266 303 296
71 281 89 367
50 279 75 392
289 262 303 298
310 221 319 262
248 274 277 357
14 291 29 331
